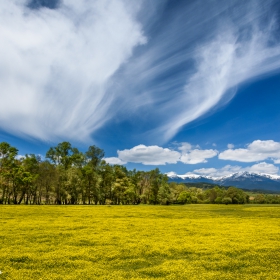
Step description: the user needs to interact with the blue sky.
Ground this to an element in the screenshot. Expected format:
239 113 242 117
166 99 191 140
1 0 280 176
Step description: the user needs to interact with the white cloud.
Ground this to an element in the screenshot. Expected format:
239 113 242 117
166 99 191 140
115 142 217 165
1 1 280 144
15 155 25 160
0 0 146 141
219 140 280 162
15 154 44 161
180 149 218 164
103 157 126 165
192 165 242 177
118 145 180 165
191 162 279 177
178 142 192 153
227 144 234 149
150 0 280 141
249 162 279 174
102 140 280 168
165 171 178 177
191 168 218 175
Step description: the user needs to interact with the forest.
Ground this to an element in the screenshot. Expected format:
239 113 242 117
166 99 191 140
0 141 279 205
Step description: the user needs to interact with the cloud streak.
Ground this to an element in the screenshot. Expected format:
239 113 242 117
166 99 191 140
0 0 146 141
1 1 280 143
150 0 280 141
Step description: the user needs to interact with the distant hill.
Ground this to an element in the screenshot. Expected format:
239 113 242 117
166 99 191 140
167 171 280 192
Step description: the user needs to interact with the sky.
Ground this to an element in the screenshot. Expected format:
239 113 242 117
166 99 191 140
1 0 280 176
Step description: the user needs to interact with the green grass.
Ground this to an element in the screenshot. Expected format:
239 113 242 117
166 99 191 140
0 205 280 279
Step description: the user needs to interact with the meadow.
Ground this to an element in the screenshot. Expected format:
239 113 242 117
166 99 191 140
0 205 280 280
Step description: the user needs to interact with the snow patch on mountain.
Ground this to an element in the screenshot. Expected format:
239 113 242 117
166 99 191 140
166 171 280 181
166 171 280 192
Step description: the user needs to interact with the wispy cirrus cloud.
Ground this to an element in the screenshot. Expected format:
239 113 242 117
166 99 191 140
102 0 280 143
148 0 280 141
1 0 280 144
0 0 146 142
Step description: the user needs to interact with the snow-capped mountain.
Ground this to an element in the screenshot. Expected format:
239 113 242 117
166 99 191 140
166 171 280 192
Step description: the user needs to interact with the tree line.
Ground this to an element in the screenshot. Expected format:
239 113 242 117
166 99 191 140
0 141 279 205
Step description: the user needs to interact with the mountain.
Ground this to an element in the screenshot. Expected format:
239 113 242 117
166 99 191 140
167 171 280 192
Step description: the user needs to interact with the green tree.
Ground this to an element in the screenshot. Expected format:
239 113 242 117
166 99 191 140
254 194 266 204
65 167 83 204
99 162 115 204
158 182 171 205
205 186 224 203
169 183 186 203
37 161 56 204
46 142 82 204
85 145 104 168
225 187 247 204
177 191 192 204
83 145 105 204
21 155 40 204
0 142 18 204
222 197 232 205
147 168 168 204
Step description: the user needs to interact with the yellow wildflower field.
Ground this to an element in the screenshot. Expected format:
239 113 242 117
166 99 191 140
0 205 280 279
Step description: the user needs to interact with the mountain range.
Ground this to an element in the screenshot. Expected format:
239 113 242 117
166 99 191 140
166 171 280 192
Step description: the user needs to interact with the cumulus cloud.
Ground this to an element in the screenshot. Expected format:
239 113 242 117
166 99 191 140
110 140 280 168
118 145 180 165
177 142 192 154
103 157 126 165
227 144 234 149
177 142 218 164
0 0 146 141
15 154 44 161
192 165 242 177
180 149 218 164
191 162 279 177
165 171 178 177
191 168 218 176
15 155 26 160
249 162 279 174
219 140 280 163
115 142 217 165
